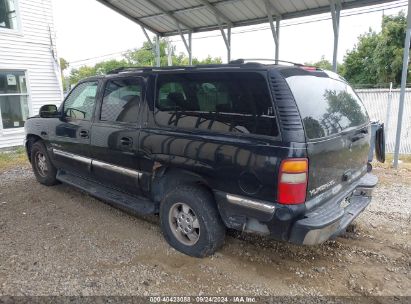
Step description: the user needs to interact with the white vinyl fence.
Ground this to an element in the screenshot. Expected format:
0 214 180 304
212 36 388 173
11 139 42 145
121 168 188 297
357 88 411 154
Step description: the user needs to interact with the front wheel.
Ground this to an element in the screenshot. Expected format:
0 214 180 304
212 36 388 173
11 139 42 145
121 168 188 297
160 185 225 258
30 141 58 186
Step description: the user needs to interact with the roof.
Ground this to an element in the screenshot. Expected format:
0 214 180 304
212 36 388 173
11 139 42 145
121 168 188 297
96 0 397 37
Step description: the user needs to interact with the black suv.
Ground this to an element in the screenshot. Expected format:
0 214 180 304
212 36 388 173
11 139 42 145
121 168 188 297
24 62 382 257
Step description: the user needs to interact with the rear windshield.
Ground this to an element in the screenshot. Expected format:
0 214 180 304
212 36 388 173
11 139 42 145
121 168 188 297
285 75 369 140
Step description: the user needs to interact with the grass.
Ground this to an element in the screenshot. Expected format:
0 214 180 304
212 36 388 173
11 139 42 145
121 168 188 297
0 146 29 171
373 153 411 171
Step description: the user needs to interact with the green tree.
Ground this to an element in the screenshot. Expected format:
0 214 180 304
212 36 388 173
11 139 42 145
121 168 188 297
69 65 97 85
69 59 127 85
59 58 70 91
68 38 222 85
342 11 410 87
305 56 333 70
305 55 345 73
374 12 408 85
94 59 128 74
343 30 379 85
59 58 69 72
124 38 222 66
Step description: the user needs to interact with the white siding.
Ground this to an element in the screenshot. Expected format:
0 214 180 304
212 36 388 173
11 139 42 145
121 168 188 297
0 0 63 148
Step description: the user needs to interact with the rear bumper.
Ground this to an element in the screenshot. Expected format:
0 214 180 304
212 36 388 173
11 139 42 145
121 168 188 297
290 195 371 245
289 173 378 245
215 173 378 245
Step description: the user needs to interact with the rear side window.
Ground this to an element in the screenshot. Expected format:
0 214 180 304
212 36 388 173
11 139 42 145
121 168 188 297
101 78 141 123
285 76 368 140
155 72 278 137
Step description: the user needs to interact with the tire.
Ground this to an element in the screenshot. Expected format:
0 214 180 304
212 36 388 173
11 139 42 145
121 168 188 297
30 141 58 186
160 185 225 258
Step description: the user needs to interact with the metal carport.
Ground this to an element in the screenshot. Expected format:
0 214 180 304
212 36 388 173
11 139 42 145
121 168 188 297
96 0 410 167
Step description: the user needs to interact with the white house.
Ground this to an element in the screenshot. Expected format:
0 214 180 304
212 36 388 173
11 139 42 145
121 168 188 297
0 0 62 148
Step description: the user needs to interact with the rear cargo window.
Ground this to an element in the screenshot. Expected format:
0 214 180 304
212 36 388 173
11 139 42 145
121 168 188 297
155 72 279 137
286 76 368 140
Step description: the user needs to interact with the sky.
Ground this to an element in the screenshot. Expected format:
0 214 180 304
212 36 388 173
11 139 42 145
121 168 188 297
50 0 407 72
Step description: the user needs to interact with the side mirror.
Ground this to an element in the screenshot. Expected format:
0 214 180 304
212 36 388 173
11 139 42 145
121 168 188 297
39 104 59 118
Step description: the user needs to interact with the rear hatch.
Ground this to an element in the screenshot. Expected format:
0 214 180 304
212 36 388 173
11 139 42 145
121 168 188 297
283 69 370 207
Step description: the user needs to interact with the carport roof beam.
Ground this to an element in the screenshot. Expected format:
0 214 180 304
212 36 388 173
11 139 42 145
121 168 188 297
97 0 399 37
144 0 192 32
198 0 233 27
96 0 160 36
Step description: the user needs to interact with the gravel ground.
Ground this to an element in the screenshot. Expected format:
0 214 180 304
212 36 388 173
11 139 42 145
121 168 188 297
0 164 410 296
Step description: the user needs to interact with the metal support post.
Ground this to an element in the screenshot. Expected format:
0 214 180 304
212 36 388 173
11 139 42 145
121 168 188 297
264 0 280 64
155 34 160 67
188 32 193 65
330 0 341 72
275 18 280 63
141 26 160 66
227 27 231 62
385 82 393 135
167 40 173 66
393 1 411 168
202 0 232 63
176 22 192 65
219 25 231 63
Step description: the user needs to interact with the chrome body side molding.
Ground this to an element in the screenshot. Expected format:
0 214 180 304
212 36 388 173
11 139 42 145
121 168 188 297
225 193 275 214
53 149 91 165
92 159 142 179
52 149 142 179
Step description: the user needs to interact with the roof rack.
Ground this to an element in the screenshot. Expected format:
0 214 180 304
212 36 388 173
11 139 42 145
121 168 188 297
229 58 322 70
106 59 321 75
106 63 262 75
107 66 152 74
229 58 304 66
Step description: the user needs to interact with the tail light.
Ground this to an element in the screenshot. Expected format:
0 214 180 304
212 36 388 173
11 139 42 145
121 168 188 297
277 158 308 204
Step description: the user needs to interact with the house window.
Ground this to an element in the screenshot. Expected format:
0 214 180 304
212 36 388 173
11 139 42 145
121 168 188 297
0 71 29 129
0 0 17 30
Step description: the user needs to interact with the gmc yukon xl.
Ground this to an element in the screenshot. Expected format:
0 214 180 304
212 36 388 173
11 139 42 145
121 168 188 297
24 62 384 257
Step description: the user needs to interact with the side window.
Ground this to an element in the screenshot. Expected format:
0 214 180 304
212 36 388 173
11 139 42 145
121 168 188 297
157 82 186 110
101 78 141 123
0 0 18 30
64 81 98 120
154 73 279 137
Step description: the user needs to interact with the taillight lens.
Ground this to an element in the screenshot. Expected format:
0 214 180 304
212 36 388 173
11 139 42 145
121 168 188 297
277 158 308 204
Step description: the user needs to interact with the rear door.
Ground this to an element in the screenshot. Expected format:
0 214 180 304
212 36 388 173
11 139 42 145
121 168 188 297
89 76 143 196
284 71 370 204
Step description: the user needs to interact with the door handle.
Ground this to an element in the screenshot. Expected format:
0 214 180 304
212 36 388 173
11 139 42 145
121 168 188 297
79 130 89 138
120 137 132 146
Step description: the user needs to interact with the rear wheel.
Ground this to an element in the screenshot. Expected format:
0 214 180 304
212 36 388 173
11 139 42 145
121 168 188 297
160 185 225 257
31 141 58 186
